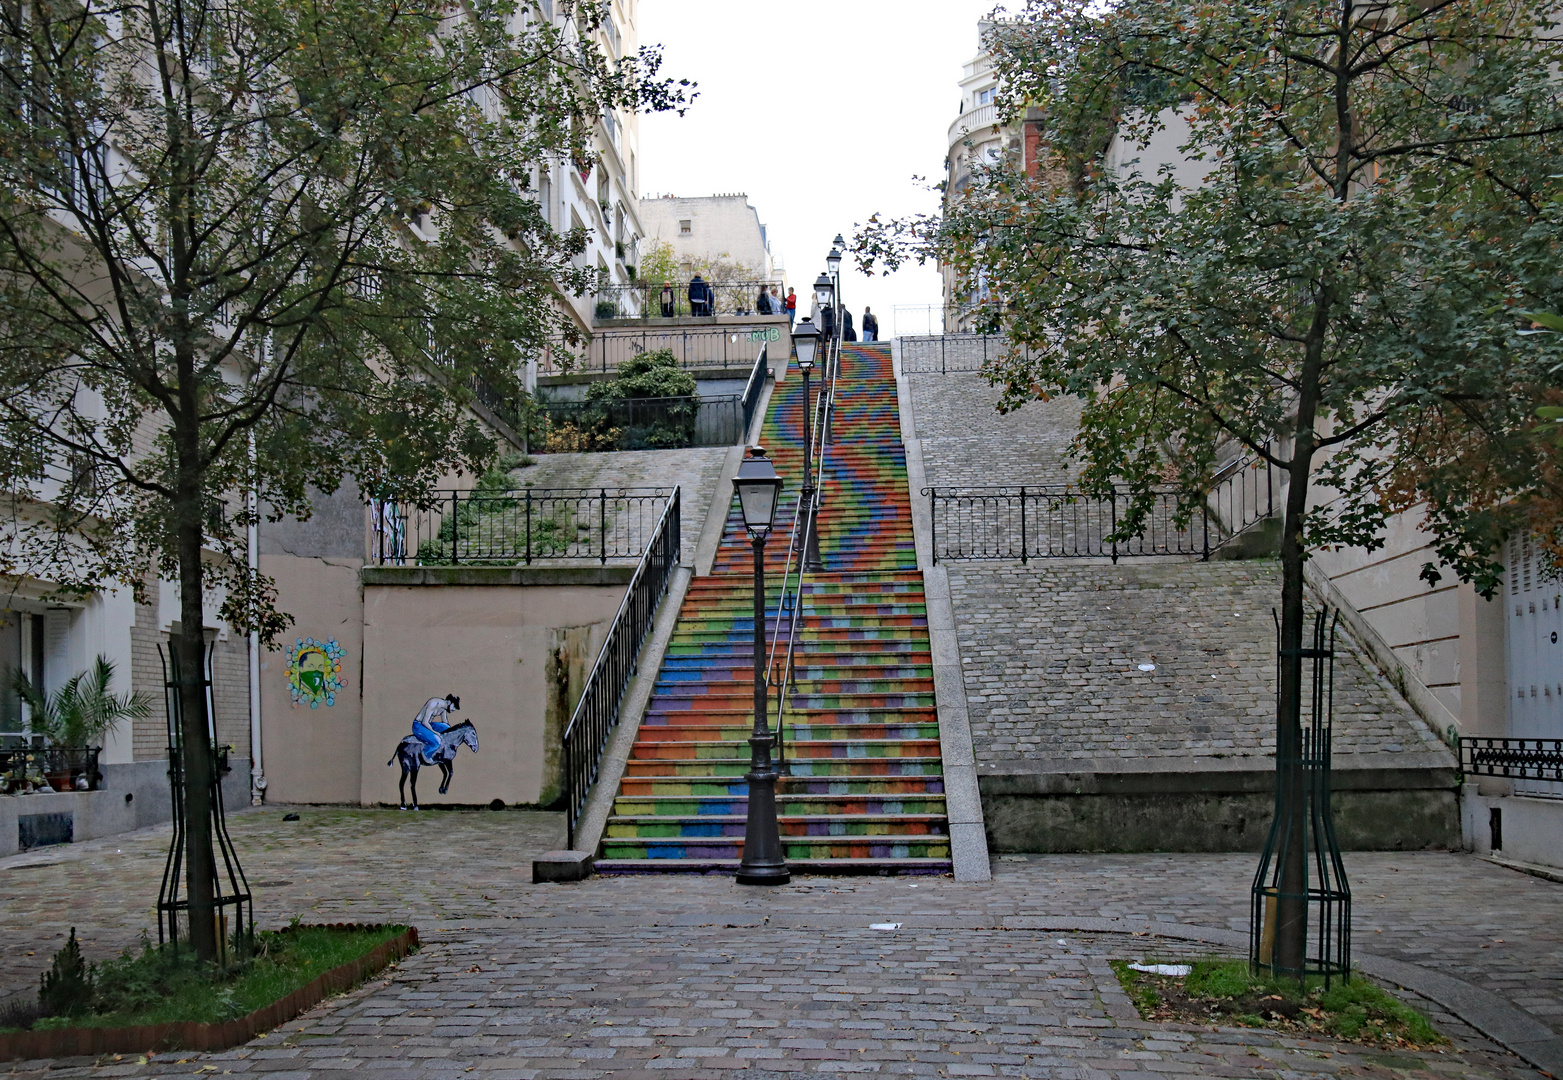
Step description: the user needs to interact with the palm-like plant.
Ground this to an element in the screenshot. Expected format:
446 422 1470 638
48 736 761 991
11 656 152 748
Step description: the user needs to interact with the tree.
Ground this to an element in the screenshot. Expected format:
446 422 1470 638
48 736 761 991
860 0 1563 973
0 0 687 961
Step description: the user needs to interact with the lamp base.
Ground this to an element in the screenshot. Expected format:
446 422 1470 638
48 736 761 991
735 863 792 886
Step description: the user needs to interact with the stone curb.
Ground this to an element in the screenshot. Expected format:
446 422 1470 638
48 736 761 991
894 340 991 883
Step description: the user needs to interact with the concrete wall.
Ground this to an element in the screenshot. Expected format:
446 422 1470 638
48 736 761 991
257 553 365 804
0 758 251 857
357 567 630 808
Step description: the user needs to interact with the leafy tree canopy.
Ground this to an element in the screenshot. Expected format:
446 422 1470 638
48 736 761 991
860 0 1563 594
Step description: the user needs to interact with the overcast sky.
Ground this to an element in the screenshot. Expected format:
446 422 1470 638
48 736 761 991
637 0 1005 338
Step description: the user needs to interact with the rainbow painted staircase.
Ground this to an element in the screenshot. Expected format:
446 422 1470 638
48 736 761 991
595 342 951 874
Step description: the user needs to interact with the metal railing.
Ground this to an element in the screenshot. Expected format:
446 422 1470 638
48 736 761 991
740 347 768 442
585 327 779 372
562 487 682 847
899 333 1013 373
594 281 788 321
530 394 747 450
1460 737 1563 785
926 451 1279 564
370 487 673 566
766 334 841 770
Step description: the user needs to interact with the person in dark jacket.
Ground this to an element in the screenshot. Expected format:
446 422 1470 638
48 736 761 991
756 285 772 315
818 302 836 340
862 307 879 341
688 275 712 316
842 308 857 342
659 282 675 318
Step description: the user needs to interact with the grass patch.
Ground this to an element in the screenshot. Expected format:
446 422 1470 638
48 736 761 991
1112 958 1445 1049
5 925 407 1032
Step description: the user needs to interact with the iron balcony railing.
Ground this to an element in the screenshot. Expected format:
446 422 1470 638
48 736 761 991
1460 737 1563 784
586 327 777 372
370 487 673 566
562 487 682 847
594 281 787 322
926 452 1279 564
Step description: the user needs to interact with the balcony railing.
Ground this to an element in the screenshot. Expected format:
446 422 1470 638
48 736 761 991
585 328 774 372
949 103 999 147
593 281 787 322
1461 737 1563 785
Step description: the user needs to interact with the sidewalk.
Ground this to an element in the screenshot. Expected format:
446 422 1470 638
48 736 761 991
1 809 1557 1077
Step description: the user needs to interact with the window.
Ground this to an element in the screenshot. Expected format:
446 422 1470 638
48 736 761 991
977 87 994 106
0 612 43 743
679 219 691 235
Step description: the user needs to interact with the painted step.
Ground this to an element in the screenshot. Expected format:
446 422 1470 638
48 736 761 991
599 835 952 860
607 814 947 839
593 858 951 877
612 794 948 816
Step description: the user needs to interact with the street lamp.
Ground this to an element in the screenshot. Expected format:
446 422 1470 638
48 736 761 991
792 320 825 574
825 247 842 277
733 446 790 886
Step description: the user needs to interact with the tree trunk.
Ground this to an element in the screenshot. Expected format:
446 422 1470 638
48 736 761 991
175 425 219 964
1273 301 1328 974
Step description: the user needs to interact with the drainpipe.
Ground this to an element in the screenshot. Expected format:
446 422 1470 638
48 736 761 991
248 433 266 805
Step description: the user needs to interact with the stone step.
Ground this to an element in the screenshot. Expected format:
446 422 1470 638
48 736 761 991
611 793 949 816
593 857 951 876
629 738 944 761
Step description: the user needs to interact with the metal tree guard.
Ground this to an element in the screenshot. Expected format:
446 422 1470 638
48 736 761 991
157 642 253 964
1250 609 1352 986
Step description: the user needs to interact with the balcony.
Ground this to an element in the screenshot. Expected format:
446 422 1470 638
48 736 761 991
948 103 999 149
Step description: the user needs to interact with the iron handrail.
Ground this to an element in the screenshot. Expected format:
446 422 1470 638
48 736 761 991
561 486 682 848
765 333 840 769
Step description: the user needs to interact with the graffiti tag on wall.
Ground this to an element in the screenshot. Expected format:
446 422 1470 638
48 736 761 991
285 637 345 708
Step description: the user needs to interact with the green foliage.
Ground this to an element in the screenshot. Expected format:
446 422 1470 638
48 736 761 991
0 0 691 646
38 929 93 1019
587 350 698 401
12 656 152 747
859 0 1563 594
28 926 407 1029
1183 959 1252 999
636 239 680 287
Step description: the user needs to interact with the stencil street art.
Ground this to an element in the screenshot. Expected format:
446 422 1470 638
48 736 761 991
388 694 481 809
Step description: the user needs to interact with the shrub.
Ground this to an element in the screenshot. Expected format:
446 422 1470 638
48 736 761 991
38 929 93 1018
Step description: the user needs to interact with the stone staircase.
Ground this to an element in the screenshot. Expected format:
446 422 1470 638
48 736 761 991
595 342 951 874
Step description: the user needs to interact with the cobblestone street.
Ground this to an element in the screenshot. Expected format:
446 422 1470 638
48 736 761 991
2 810 1559 1078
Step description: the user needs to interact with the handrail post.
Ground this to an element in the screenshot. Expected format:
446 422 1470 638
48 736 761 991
929 487 938 566
1019 487 1027 564
1202 503 1211 561
525 488 533 565
1109 490 1118 564
600 488 607 564
451 491 460 565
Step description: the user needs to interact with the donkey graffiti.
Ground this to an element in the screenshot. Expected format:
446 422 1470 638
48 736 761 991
388 720 480 809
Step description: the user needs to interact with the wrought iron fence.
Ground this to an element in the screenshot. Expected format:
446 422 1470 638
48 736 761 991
1461 736 1563 787
899 334 1011 374
585 327 778 372
594 281 787 321
926 451 1279 564
926 485 1225 563
562 487 682 847
530 394 746 450
370 487 673 566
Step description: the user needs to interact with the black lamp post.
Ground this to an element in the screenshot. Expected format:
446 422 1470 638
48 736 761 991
827 236 845 351
814 271 836 443
734 446 790 886
792 320 824 574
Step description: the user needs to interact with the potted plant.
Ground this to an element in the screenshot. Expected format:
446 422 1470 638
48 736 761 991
11 656 152 792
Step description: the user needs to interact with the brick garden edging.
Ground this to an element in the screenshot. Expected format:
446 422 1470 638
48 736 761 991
0 923 418 1062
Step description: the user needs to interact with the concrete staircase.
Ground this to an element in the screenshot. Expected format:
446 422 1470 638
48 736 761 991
595 343 952 874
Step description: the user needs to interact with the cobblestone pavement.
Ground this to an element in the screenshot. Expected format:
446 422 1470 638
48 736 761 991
2 811 1559 1077
945 560 1445 768
509 448 730 565
905 374 1080 489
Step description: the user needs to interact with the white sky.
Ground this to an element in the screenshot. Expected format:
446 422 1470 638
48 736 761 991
637 0 1004 339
